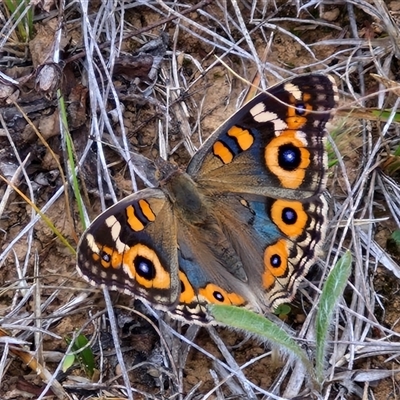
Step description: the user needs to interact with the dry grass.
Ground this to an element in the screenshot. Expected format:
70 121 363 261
1 0 400 399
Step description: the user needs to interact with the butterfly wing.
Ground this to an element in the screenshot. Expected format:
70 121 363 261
177 74 337 319
188 75 337 199
169 191 327 323
172 210 262 323
77 188 181 308
213 193 328 308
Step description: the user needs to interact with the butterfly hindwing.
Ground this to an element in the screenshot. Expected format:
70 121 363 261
211 193 329 308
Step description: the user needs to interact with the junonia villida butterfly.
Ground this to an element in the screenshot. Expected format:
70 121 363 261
77 74 338 324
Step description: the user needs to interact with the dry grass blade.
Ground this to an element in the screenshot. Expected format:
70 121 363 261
0 328 67 399
1 0 400 399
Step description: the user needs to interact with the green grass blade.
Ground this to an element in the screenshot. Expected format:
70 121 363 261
58 90 86 230
315 251 352 383
4 0 34 41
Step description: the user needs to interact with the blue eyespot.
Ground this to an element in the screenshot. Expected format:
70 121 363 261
278 144 301 171
282 207 297 224
296 103 306 115
270 254 281 267
135 256 156 280
213 291 224 302
101 252 111 263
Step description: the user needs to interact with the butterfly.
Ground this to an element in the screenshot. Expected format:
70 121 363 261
77 74 338 325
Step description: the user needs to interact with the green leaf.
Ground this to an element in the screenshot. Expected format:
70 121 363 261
62 354 75 373
65 333 95 377
74 334 95 377
390 229 400 245
274 303 291 316
208 304 316 385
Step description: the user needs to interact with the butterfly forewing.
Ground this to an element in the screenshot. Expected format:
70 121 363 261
188 75 338 199
77 189 181 308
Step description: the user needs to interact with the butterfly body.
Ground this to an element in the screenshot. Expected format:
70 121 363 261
77 74 338 324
